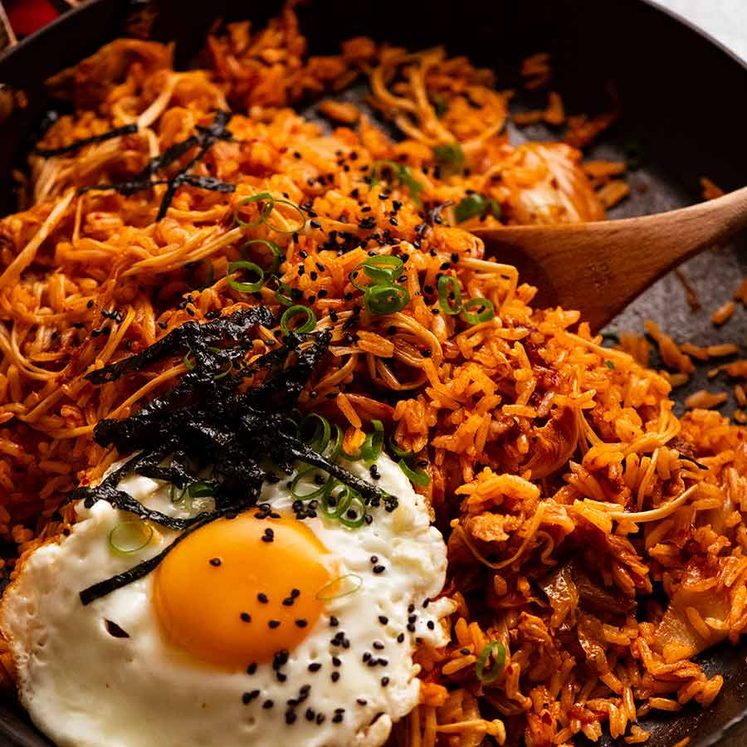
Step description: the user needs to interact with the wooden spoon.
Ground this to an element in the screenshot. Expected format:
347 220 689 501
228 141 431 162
473 185 747 331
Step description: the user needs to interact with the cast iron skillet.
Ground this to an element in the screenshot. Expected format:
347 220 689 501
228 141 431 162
0 0 746 744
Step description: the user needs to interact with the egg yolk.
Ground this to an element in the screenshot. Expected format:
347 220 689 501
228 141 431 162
153 512 331 667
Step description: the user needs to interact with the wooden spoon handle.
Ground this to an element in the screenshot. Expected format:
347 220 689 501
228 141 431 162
476 185 747 330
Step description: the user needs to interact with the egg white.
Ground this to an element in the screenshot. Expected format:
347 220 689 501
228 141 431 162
0 453 451 747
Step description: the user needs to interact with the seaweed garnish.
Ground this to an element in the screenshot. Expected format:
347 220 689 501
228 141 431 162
75 111 236 221
77 306 394 605
35 123 139 157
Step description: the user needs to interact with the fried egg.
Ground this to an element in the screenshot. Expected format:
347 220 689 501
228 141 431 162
0 453 451 747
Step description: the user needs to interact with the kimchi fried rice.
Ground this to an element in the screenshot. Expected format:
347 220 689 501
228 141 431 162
0 4 744 745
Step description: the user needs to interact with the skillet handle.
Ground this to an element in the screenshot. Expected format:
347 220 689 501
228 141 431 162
0 2 17 53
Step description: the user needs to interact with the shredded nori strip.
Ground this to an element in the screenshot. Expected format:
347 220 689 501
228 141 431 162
35 123 139 157
74 111 235 220
77 306 393 605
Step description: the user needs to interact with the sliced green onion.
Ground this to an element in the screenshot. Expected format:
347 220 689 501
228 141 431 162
280 305 316 334
605 360 616 370
264 198 306 234
321 484 354 519
315 573 363 600
462 297 495 325
327 424 344 459
433 142 465 175
364 284 410 315
108 521 153 555
187 482 214 498
214 361 233 380
454 193 502 223
475 641 506 685
370 161 424 206
275 281 294 307
227 260 264 293
431 95 447 117
183 350 196 370
338 495 368 528
360 419 384 464
362 255 404 284
243 238 283 275
235 192 274 228
398 458 430 487
388 435 416 460
291 467 333 501
298 414 332 452
437 274 463 315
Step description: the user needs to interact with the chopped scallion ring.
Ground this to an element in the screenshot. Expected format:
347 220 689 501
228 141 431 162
243 238 283 274
290 467 334 502
388 436 416 460
364 284 410 315
280 305 317 334
227 260 265 293
360 419 384 464
462 297 495 325
274 281 294 307
475 640 506 684
437 274 463 315
235 192 274 228
398 459 430 487
338 495 368 528
264 198 306 234
108 521 153 555
315 573 363 600
298 414 332 453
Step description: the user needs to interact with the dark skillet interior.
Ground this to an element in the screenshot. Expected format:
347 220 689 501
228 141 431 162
0 0 746 745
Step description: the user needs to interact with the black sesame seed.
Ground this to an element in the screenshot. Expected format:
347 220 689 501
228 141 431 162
370 555 379 564
332 656 342 667
291 588 301 598
381 677 390 687
242 690 260 704
397 633 405 643
316 713 326 724
329 616 339 627
407 623 416 632
427 620 435 630
378 616 389 625
261 528 274 543
308 662 322 672
240 612 251 623
295 619 308 628
331 671 340 682
263 700 274 709
268 619 281 629
332 714 343 723
257 593 269 604
305 708 316 721
357 698 368 706
209 557 222 567
373 565 386 574
247 662 258 674
373 641 385 650
285 711 297 725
